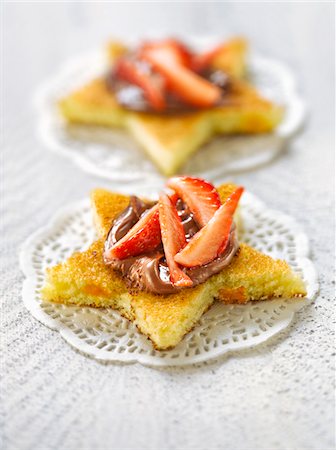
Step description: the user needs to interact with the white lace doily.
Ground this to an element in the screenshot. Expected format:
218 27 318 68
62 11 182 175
34 39 306 194
20 191 318 367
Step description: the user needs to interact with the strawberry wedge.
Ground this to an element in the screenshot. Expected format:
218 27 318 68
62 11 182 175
191 44 225 72
158 194 193 287
166 39 194 67
142 43 222 108
141 39 193 68
104 204 161 260
114 57 166 111
174 187 244 268
167 176 221 227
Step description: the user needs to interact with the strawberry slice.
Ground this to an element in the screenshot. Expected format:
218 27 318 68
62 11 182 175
174 187 244 268
104 204 161 260
191 44 226 72
142 43 222 108
114 57 166 111
158 193 193 287
166 39 194 67
169 192 180 207
167 176 221 227
140 39 193 67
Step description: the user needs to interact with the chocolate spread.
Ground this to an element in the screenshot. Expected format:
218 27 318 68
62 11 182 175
106 67 231 114
104 197 239 295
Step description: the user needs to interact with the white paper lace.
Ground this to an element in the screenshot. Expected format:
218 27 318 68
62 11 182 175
20 191 318 366
34 42 306 195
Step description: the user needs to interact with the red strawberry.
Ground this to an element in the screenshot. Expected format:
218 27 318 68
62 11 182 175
158 194 193 287
114 57 166 111
166 39 194 67
104 204 161 260
191 44 226 72
174 187 244 268
141 44 222 108
140 39 193 67
167 176 221 227
169 192 180 207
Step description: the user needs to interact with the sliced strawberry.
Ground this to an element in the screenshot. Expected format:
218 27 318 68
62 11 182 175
161 39 193 67
191 44 226 72
114 57 166 111
140 39 193 67
174 187 244 268
167 176 221 227
104 204 161 260
142 44 222 108
158 194 193 287
169 192 180 207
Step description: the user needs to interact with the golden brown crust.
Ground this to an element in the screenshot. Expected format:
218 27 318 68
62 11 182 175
90 189 130 238
212 37 247 78
62 79 120 110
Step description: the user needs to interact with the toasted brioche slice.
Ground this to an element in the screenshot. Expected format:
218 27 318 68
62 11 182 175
59 38 283 176
42 185 306 350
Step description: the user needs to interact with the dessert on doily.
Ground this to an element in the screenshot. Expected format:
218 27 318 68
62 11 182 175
59 38 284 175
41 177 306 350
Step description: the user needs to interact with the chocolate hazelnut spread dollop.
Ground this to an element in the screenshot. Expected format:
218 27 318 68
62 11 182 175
104 196 239 295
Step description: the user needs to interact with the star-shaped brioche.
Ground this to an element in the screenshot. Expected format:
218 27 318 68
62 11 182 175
59 38 283 176
41 184 305 350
